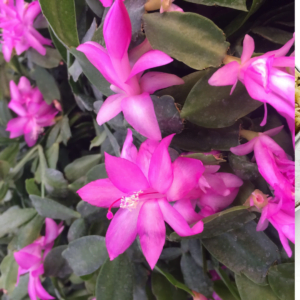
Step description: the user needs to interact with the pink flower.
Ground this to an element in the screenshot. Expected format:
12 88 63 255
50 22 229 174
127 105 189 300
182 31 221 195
0 0 51 62
77 0 184 140
230 126 295 203
14 218 64 300
208 34 295 134
173 165 243 224
248 189 294 257
6 77 58 147
159 0 183 13
77 129 204 269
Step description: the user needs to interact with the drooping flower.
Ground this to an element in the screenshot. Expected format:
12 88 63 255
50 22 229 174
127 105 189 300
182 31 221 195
247 189 294 257
173 164 243 224
0 0 51 62
208 34 295 135
14 218 64 300
230 126 294 203
77 0 184 140
6 77 59 147
77 129 204 269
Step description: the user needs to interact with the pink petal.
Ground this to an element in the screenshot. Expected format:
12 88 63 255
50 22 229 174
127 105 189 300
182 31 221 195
208 62 240 87
265 34 295 58
167 3 183 12
99 0 113 7
14 251 41 270
217 173 243 189
96 94 126 125
103 0 131 60
10 80 21 101
77 42 120 88
18 76 31 93
263 125 284 137
24 132 38 147
121 129 138 163
16 0 25 17
136 139 159 177
241 35 255 64
230 139 256 156
24 31 46 56
24 2 41 23
139 72 184 94
106 204 141 260
28 273 37 300
158 198 203 236
148 135 174 194
137 199 165 269
128 50 173 79
121 93 162 141
34 276 55 300
77 178 125 207
8 100 27 116
44 218 60 246
173 199 202 224
6 117 27 132
273 57 295 68
167 157 204 201
105 153 150 193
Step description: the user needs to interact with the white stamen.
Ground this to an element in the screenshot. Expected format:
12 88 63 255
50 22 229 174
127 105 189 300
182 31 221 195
120 190 143 210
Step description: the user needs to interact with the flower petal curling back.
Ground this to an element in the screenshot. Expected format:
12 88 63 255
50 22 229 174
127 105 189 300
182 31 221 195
77 0 184 140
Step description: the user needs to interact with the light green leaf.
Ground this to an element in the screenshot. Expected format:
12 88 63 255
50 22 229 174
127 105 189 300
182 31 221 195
27 47 62 69
0 254 18 294
143 12 229 70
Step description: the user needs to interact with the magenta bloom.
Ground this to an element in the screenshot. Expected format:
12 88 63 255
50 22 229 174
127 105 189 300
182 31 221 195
14 218 64 300
0 0 51 62
249 189 294 257
77 0 184 140
208 34 295 134
78 129 204 269
6 77 58 147
230 126 295 203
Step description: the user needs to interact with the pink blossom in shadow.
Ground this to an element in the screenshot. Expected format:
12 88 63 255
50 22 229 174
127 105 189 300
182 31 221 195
77 129 204 269
14 218 64 300
208 34 295 136
0 0 51 62
230 126 294 203
77 0 183 140
6 77 59 147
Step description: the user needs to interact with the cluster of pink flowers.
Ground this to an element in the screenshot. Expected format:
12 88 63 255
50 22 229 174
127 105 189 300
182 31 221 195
77 0 184 140
231 126 295 256
209 34 295 138
6 77 59 146
0 0 51 62
78 129 243 268
14 219 64 300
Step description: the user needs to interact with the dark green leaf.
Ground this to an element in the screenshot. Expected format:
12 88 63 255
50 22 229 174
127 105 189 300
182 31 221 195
44 246 72 278
45 143 59 169
171 122 240 152
0 160 10 180
143 12 229 70
0 254 18 294
31 66 61 104
95 253 134 300
0 206 36 238
181 70 262 128
154 266 194 296
0 143 19 166
67 218 89 242
38 0 79 47
86 163 108 183
233 180 255 206
216 267 241 300
49 27 68 63
62 236 108 276
170 206 255 240
27 47 62 69
10 273 29 300
25 178 41 196
213 280 237 300
30 195 81 220
235 274 279 300
183 152 226 165
86 0 105 17
251 27 293 45
159 248 182 261
268 263 294 300
180 253 213 296
202 221 280 284
64 154 101 182
44 168 69 198
151 271 187 300
152 95 184 136
183 0 247 11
